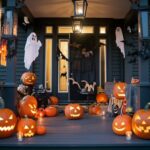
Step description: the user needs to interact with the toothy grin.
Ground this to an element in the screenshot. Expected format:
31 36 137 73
114 127 125 131
135 125 150 133
70 114 80 117
31 110 37 114
24 132 34 137
117 94 125 97
0 125 15 131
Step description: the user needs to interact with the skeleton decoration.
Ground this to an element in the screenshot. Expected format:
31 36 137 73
24 32 42 70
81 80 96 93
115 27 125 58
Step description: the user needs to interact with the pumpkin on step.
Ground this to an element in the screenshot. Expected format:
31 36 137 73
96 93 108 103
89 103 102 115
44 106 58 117
49 96 59 105
35 108 45 118
36 126 46 135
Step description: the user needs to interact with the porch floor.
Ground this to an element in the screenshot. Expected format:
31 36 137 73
0 114 150 150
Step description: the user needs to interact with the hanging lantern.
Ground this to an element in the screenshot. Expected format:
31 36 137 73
72 18 83 33
72 0 88 18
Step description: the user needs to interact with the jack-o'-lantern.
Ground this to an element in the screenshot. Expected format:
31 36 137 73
112 114 132 135
17 118 36 138
65 104 84 120
132 109 150 139
96 93 108 103
21 72 37 86
18 95 37 118
49 96 59 105
0 109 17 138
44 106 58 117
36 126 46 135
113 82 126 99
89 103 102 115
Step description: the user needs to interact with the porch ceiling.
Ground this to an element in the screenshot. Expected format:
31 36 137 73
25 0 131 19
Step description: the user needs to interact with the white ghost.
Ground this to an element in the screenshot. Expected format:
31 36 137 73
24 32 42 70
115 27 125 58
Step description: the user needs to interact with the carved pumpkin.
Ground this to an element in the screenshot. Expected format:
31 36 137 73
89 104 102 115
36 126 46 135
132 109 150 139
17 118 36 138
49 96 59 105
65 104 84 120
44 106 58 117
18 95 37 118
113 82 126 99
0 109 17 138
35 108 45 118
21 72 37 86
96 93 108 103
112 114 132 135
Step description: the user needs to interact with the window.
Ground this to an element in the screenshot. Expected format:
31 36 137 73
45 26 53 34
82 26 94 33
99 27 106 34
58 39 69 92
99 39 107 88
45 39 52 91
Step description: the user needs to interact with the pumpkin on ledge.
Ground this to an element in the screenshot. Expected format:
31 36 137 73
89 103 102 115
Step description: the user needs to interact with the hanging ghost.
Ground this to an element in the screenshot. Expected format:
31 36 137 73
24 32 42 70
115 27 125 58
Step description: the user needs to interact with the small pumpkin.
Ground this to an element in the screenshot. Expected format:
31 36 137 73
36 126 46 135
64 104 84 120
89 104 102 115
18 95 37 118
112 114 132 135
35 108 45 118
113 82 126 99
21 72 37 86
132 109 150 139
0 109 17 138
96 93 108 103
49 96 59 105
17 118 36 138
44 106 58 117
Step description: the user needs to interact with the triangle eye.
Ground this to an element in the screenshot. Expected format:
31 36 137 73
9 115 13 120
28 104 33 108
24 125 29 129
77 106 80 110
31 125 34 129
117 86 121 90
148 116 150 120
70 106 74 110
0 117 4 121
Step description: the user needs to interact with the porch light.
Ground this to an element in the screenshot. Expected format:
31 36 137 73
72 18 83 33
72 0 88 18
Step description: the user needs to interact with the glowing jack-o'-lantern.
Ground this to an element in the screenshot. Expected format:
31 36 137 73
64 104 84 120
17 118 36 138
0 109 17 138
113 82 126 99
96 93 108 103
21 72 37 86
112 114 132 135
89 103 102 115
18 95 37 118
132 109 150 139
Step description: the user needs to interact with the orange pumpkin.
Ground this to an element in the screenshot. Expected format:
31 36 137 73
17 118 36 138
44 106 58 117
113 82 126 99
112 114 132 135
96 93 108 103
49 96 59 105
35 108 45 118
21 72 37 86
89 104 102 115
18 95 37 118
132 109 150 139
64 104 84 120
36 126 46 135
0 109 17 138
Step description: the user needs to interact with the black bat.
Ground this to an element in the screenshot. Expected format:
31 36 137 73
57 46 69 62
60 72 67 79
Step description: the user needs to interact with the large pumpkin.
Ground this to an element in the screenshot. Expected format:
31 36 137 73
89 104 102 115
17 118 36 138
49 96 59 105
44 106 58 117
112 114 132 135
113 82 126 99
64 104 84 120
96 93 108 103
0 109 17 138
132 109 150 139
21 72 37 86
18 95 37 118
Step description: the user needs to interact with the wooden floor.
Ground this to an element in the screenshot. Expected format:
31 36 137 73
0 114 150 150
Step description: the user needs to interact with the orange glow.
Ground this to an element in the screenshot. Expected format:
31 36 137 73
0 39 7 66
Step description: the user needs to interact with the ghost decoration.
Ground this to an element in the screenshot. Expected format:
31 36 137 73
115 27 125 58
24 32 42 70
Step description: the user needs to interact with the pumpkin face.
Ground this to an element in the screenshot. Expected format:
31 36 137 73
65 104 84 120
96 93 108 103
113 82 126 99
89 104 102 115
49 96 59 105
0 109 17 138
21 72 37 85
17 118 36 138
36 126 46 135
132 109 150 139
44 106 58 117
19 95 37 118
112 115 132 135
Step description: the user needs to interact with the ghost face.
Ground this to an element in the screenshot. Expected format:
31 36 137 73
30 32 37 43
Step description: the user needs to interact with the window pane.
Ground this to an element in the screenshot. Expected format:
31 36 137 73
82 26 94 33
99 27 106 34
46 26 53 34
45 39 52 91
58 40 69 92
99 39 107 88
58 26 73 34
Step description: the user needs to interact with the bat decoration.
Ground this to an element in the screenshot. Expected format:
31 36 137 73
81 80 96 93
57 46 69 62
69 78 81 90
99 42 106 47
60 72 67 79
